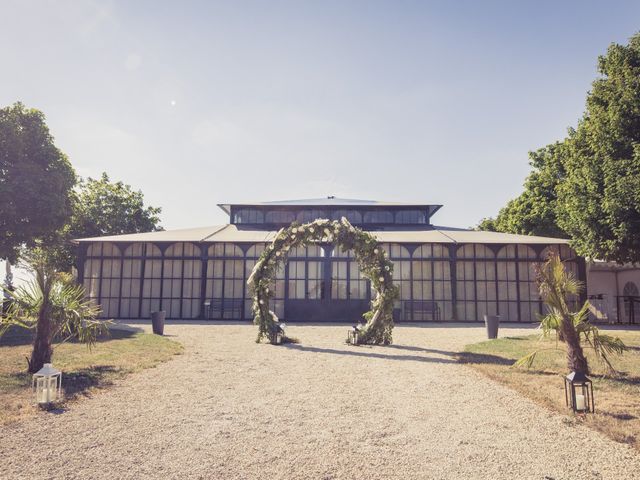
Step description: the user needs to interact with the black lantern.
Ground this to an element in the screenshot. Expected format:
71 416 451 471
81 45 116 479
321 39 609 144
270 323 286 345
564 371 594 413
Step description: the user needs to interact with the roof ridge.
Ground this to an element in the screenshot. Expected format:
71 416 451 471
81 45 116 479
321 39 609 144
434 228 458 243
200 224 231 242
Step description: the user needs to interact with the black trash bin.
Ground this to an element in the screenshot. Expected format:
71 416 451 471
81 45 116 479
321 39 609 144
151 311 166 335
484 314 500 339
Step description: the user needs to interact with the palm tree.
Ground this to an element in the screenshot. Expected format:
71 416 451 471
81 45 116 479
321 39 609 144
1 249 107 373
536 253 590 374
518 253 626 375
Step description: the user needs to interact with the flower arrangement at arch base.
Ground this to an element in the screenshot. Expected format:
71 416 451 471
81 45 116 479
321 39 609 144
247 218 399 345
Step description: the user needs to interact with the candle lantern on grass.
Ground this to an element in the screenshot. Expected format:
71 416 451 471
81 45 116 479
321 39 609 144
564 371 594 413
32 363 62 407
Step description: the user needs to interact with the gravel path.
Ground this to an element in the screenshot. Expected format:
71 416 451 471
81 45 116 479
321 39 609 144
1 323 639 479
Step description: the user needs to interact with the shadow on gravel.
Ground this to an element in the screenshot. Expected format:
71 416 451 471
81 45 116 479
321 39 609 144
63 365 119 399
385 344 458 356
283 344 459 364
455 351 515 366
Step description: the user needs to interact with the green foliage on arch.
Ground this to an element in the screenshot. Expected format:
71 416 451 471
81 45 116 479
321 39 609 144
247 218 399 345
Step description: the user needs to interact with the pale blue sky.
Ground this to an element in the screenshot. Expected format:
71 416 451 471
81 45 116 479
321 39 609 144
2 0 640 230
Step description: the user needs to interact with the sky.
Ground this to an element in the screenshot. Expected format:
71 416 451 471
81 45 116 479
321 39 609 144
2 0 640 234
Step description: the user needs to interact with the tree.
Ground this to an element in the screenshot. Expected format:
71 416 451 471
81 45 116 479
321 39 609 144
1 248 107 373
51 173 163 270
479 33 640 263
0 103 75 263
516 254 626 375
477 143 568 238
557 34 640 263
73 173 162 239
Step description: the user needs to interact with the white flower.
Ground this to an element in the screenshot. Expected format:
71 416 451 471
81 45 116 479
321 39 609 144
374 249 379 254
276 251 281 256
324 228 331 236
385 266 390 271
309 227 314 233
292 227 298 233
285 245 290 251
254 296 258 301
259 300 264 305
379 276 384 282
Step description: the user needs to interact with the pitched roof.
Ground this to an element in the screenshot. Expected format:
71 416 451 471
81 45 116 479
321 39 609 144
217 197 442 215
75 224 569 245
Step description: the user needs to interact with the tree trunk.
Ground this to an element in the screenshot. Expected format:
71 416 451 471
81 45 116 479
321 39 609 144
2 261 12 315
560 313 589 374
28 273 53 374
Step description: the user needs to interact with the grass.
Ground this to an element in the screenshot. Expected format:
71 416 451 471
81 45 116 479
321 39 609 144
0 327 183 424
459 329 640 451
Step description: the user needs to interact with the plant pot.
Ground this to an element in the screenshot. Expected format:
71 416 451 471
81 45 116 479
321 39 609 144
484 314 500 339
151 311 166 335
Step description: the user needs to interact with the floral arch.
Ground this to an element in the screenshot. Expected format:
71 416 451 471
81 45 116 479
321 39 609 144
247 218 399 345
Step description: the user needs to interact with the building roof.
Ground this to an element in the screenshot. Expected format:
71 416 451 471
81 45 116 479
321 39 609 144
217 197 443 215
75 224 569 245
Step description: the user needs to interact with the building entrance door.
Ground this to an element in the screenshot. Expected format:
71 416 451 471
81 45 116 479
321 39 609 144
284 248 370 322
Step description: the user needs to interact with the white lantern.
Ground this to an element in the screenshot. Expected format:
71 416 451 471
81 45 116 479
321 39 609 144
32 363 62 406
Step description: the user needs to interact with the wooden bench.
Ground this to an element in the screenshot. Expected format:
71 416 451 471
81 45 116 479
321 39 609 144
205 299 243 319
406 300 440 321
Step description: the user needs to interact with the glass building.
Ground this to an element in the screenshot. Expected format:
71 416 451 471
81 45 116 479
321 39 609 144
76 198 584 322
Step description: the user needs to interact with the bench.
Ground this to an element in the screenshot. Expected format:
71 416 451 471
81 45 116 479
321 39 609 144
204 299 243 319
405 300 440 321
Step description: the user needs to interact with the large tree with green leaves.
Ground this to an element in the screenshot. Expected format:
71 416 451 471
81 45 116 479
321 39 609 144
556 35 640 263
72 173 162 239
480 32 640 263
0 102 76 263
478 142 568 238
51 173 163 270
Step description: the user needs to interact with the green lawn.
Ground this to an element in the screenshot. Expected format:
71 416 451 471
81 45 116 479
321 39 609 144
0 328 183 424
459 329 640 451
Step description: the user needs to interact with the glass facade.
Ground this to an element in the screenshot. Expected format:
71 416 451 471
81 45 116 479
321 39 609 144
228 206 430 226
82 239 579 322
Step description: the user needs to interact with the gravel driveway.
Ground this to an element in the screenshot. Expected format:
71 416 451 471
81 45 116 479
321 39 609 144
1 323 639 479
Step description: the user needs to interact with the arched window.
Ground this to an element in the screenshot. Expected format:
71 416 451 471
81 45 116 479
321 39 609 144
455 244 498 321
387 243 410 258
158 243 202 319
497 245 517 258
517 245 537 259
246 244 267 258
141 244 162 318
204 243 248 320
541 244 577 261
82 243 121 319
121 244 144 318
410 243 452 320
208 243 244 257
241 243 283 320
